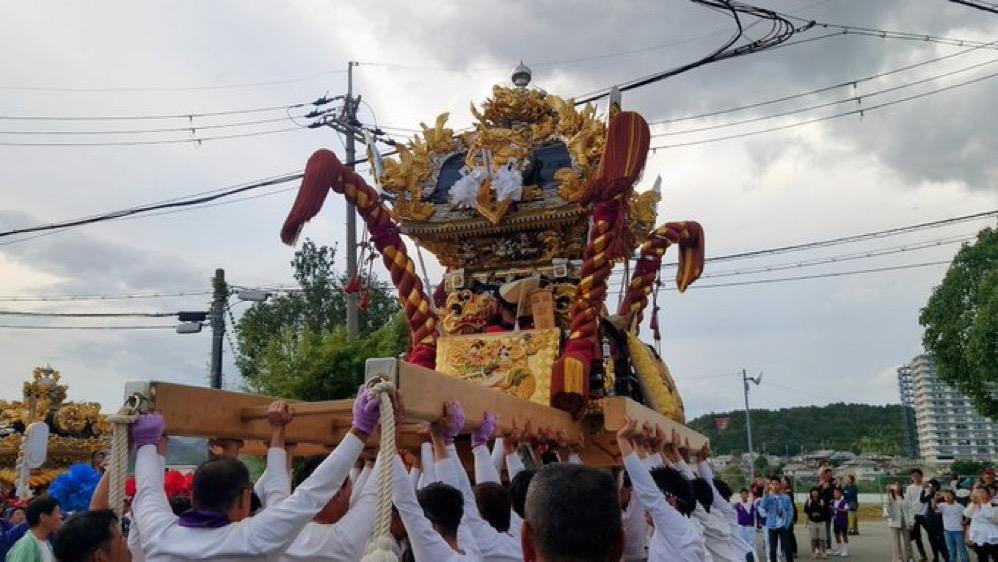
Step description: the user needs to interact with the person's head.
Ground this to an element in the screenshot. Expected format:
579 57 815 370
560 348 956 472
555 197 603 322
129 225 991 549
168 496 191 517
691 478 714 513
509 469 536 519
416 482 463 541
474 482 511 533
52 509 130 562
8 507 25 526
90 451 108 471
983 468 995 484
713 478 733 502
971 488 991 505
619 471 633 507
943 490 956 503
927 479 941 492
809 487 820 500
780 476 794 493
910 468 923 484
191 457 253 522
522 463 622 562
739 488 749 502
833 487 843 500
819 467 832 482
296 455 352 523
26 496 62 535
846 474 856 485
650 466 696 517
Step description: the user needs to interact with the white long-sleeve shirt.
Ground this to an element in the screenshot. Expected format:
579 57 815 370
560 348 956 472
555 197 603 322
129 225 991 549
906 483 928 517
461 445 523 561
621 491 648 561
417 442 435 490
623 452 708 562
696 461 750 561
390 455 480 561
253 448 292 509
349 463 372 508
132 433 363 562
279 457 381 561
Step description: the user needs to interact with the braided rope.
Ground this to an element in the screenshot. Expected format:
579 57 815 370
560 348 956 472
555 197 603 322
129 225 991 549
13 431 31 500
360 378 399 562
106 395 143 518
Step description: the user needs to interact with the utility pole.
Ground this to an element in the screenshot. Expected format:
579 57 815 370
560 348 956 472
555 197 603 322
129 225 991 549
344 60 360 339
743 369 763 476
209 268 227 389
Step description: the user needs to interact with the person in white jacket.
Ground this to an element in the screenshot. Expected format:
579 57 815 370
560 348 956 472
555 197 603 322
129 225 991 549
617 418 708 561
129 387 381 562
884 482 913 562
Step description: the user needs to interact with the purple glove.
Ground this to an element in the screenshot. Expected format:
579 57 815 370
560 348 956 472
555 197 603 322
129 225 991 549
352 386 382 435
440 402 466 444
472 411 498 449
132 413 165 448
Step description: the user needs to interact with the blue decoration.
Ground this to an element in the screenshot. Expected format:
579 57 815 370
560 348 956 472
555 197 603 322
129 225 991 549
47 463 101 514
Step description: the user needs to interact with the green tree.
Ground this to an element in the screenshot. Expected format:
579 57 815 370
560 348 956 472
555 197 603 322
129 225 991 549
949 459 989 477
920 227 998 418
234 239 407 400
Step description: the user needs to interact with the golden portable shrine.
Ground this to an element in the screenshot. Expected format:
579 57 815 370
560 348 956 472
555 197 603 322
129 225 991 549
0 367 108 492
125 64 709 466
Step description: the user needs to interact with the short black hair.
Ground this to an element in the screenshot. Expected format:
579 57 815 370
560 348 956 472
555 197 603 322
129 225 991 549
509 469 536 518
294 455 326 489
52 509 117 562
713 478 733 501
911 468 923 476
621 471 633 489
474 482 511 532
650 466 695 517
739 488 749 494
169 496 192 516
928 479 941 490
416 482 463 539
524 463 622 562
26 496 59 527
192 457 251 513
691 478 714 513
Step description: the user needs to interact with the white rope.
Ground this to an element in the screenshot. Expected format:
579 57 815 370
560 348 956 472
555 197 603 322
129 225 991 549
13 431 31 500
106 394 143 518
360 377 399 562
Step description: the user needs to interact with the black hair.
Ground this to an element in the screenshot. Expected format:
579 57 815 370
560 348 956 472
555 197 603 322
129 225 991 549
691 478 714 513
911 468 923 476
713 478 733 501
621 471 633 489
52 509 117 562
474 482 511 532
249 491 262 514
192 457 251 513
26 496 59 527
928 479 941 490
416 482 463 539
739 488 749 494
524 463 622 562
509 469 536 518
649 466 695 517
169 496 192 517
294 455 326 489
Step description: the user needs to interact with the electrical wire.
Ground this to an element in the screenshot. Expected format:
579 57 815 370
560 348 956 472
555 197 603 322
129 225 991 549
662 260 952 291
0 324 177 330
0 310 181 318
0 113 311 136
651 55 998 137
649 69 998 150
0 70 348 93
0 126 305 147
0 100 329 121
649 38 998 126
0 291 211 303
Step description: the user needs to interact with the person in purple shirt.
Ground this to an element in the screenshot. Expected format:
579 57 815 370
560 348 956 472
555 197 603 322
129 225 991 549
830 488 850 557
734 488 758 558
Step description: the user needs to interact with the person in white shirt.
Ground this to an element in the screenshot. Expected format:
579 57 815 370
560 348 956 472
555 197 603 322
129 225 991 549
734 488 758 560
129 388 380 562
905 468 929 560
619 471 648 562
693 445 755 561
936 489 969 562
965 488 998 561
617 418 708 561
278 454 380 561
521 461 623 561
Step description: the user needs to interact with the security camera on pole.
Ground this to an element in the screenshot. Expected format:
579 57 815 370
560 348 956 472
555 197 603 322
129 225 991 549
742 369 763 476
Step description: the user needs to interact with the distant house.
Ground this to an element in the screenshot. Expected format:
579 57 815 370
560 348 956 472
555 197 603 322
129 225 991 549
839 458 883 477
781 462 812 478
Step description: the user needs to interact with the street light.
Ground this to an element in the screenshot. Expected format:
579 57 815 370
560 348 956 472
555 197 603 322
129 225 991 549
743 369 763 477
237 289 271 302
175 322 203 334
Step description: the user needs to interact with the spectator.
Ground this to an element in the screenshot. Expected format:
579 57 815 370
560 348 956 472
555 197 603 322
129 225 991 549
884 482 912 562
734 488 757 558
937 489 969 562
5 496 63 562
842 475 859 536
761 479 794 562
803 487 829 559
51 509 130 562
830 487 849 557
781 477 799 557
922 480 948 562
905 468 929 560
7 509 25 529
817 468 839 551
522 463 623 562
965 488 998 561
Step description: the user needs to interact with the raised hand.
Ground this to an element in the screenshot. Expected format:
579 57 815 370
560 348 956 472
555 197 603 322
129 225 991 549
615 417 639 457
472 411 498 448
697 442 710 463
266 400 294 429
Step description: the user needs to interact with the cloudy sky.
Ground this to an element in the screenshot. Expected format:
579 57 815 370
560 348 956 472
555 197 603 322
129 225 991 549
1 1 996 421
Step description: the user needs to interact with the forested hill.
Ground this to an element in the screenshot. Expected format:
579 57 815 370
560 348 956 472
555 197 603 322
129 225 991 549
687 403 906 456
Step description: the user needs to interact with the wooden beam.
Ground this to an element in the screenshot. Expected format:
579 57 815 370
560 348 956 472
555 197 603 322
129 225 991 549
241 400 353 421
601 396 708 449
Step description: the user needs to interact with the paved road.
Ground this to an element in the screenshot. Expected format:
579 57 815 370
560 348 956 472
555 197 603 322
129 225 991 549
746 521 982 561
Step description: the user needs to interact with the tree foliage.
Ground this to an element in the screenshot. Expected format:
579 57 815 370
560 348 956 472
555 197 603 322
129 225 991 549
234 239 407 400
920 227 998 418
688 403 906 456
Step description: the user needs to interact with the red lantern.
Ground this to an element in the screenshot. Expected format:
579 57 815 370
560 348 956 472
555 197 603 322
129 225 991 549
714 417 731 431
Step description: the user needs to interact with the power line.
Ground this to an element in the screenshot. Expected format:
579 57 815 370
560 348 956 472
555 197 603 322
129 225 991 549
0 113 310 136
0 126 305 147
649 38 998 126
0 291 211 303
0 99 333 121
0 71 348 93
649 69 998 150
0 310 180 318
651 55 998 137
0 324 177 330
665 260 951 290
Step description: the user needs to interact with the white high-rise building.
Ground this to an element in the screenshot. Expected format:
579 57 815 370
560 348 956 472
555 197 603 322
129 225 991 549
898 354 998 465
